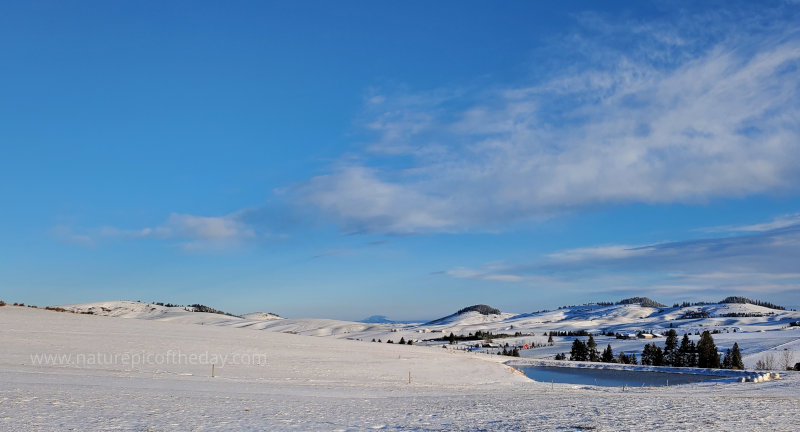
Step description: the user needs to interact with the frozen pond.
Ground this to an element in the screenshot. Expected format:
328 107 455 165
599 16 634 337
518 366 720 387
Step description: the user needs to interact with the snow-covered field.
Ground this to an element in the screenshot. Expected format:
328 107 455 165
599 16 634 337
2 304 800 431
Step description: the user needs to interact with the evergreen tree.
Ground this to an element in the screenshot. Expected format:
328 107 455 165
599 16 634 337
687 341 697 367
399 337 406 344
601 344 615 363
407 339 413 346
547 333 554 345
730 342 744 369
587 335 599 362
512 347 520 357
641 344 653 365
697 330 721 368
664 329 679 366
676 334 691 367
448 332 455 345
722 348 732 369
570 338 589 361
641 343 664 366
617 352 637 365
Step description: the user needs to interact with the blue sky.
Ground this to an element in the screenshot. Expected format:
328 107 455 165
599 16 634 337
2 1 799 320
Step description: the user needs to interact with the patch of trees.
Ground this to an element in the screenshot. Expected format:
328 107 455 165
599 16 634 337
674 297 785 310
152 302 183 307
497 347 520 357
456 304 500 315
381 337 413 345
719 312 773 318
549 330 591 337
720 296 785 310
677 310 711 320
566 329 743 370
615 297 667 308
188 304 237 317
438 330 524 343
721 343 744 370
675 301 714 308
569 335 600 362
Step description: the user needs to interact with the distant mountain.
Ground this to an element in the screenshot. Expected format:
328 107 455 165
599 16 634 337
361 315 395 324
360 315 425 324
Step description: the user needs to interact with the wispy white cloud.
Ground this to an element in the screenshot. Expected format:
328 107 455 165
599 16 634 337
298 7 800 234
706 213 800 233
58 212 265 252
546 245 647 262
440 217 800 301
445 267 524 283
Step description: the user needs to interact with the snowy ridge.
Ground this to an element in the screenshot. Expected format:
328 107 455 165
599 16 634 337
56 300 800 343
56 301 393 337
412 302 799 336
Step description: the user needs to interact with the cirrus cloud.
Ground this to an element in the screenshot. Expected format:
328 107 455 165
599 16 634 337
298 8 800 235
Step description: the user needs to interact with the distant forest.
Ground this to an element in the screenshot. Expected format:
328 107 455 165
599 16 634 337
557 296 786 311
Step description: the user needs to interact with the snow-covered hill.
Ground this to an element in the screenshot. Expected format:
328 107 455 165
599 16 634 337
411 301 799 337
56 301 393 337
53 298 800 366
3 300 800 431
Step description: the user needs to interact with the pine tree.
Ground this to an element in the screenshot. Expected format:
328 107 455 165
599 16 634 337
617 352 637 365
722 348 732 369
448 332 455 345
687 341 697 367
547 333 554 345
641 343 664 366
697 330 721 368
399 337 406 345
512 347 520 357
587 335 599 362
601 344 615 363
730 342 744 369
570 338 589 361
664 329 679 366
676 334 693 367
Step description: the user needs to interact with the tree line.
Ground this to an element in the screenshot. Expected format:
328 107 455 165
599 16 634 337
562 330 744 369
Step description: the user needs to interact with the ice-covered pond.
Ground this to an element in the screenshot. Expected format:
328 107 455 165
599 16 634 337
518 366 720 387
